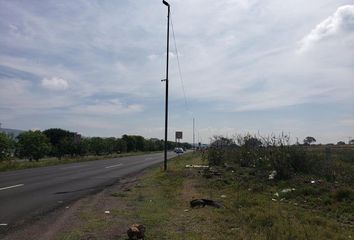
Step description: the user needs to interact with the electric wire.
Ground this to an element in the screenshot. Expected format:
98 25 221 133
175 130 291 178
170 13 189 112
170 12 197 145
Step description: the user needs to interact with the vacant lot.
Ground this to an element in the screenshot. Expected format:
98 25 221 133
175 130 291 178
4 151 352 240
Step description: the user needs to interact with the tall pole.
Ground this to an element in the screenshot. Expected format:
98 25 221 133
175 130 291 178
163 0 170 171
193 118 195 150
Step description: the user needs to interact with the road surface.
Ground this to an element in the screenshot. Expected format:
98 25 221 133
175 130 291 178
0 151 179 229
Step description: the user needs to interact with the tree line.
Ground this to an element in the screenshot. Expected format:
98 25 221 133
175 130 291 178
0 128 191 161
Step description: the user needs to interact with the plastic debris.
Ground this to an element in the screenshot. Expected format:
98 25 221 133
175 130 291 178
221 195 227 198
105 210 110 214
274 192 279 197
0 223 8 226
268 170 277 180
271 198 277 201
185 165 209 168
184 209 189 212
281 188 295 193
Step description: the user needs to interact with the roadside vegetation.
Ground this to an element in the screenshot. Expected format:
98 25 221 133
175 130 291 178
57 146 353 240
0 128 191 171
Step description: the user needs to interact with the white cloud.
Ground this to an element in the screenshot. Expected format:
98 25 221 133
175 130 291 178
41 77 69 91
1 0 353 142
0 77 73 117
115 61 127 73
148 54 159 61
299 5 354 52
71 100 143 115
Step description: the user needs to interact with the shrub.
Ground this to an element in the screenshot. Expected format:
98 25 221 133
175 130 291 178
208 147 225 166
0 132 14 161
16 131 51 161
208 133 328 180
334 187 353 202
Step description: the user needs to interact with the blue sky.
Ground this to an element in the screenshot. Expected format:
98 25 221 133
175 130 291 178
0 0 353 144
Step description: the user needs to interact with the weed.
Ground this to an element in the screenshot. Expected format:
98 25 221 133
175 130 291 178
334 187 353 202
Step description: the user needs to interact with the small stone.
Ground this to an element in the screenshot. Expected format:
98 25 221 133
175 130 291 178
221 195 227 198
231 227 240 231
105 211 110 214
184 209 189 212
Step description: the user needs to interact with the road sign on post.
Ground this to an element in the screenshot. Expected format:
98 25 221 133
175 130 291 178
176 131 183 140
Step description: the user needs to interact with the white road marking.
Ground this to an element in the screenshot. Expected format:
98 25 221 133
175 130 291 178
0 184 24 191
105 163 122 169
61 165 85 170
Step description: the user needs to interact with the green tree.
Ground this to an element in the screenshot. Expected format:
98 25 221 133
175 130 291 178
303 136 316 145
116 138 127 153
0 132 14 161
122 135 136 152
75 138 89 156
88 137 105 155
16 131 51 161
104 137 116 154
43 128 75 158
133 136 145 151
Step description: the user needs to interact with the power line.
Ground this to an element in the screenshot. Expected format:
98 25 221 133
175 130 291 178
170 11 197 146
170 13 189 112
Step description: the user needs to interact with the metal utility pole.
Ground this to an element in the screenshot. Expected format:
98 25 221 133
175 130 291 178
193 118 195 150
162 0 170 171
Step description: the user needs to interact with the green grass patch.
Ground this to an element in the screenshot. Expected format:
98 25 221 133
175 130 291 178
59 152 354 240
0 151 160 172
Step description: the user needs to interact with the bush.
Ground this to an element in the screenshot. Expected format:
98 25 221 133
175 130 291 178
208 136 234 166
334 187 353 202
0 133 14 161
207 133 328 180
208 147 225 166
16 131 51 161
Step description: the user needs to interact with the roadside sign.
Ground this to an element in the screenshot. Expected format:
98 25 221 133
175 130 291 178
176 131 183 139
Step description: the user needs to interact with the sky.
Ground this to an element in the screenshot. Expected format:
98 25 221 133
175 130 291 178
0 0 353 144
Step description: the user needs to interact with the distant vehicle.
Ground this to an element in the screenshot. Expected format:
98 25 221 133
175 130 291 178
174 147 184 154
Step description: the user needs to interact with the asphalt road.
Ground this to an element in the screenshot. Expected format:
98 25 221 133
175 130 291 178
0 151 179 228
